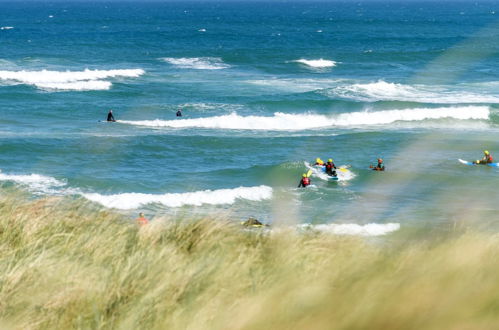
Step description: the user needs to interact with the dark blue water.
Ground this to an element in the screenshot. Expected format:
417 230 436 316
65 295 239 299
1 1 499 233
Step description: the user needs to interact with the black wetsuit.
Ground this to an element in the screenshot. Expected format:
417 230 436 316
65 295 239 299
373 163 385 171
325 162 337 176
176 110 182 117
107 112 115 122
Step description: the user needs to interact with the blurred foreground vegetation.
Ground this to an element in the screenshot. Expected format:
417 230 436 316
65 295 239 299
0 192 498 329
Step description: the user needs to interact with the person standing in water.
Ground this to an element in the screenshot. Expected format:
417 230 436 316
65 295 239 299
107 109 116 122
298 173 311 188
136 213 149 226
370 158 385 171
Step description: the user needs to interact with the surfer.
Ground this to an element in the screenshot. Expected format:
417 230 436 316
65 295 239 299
136 213 149 226
325 159 337 177
107 110 116 122
473 150 493 165
298 173 311 188
370 158 385 171
176 109 182 117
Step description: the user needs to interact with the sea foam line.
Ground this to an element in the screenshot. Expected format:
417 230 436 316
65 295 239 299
82 185 273 210
327 80 499 104
298 223 400 236
160 57 230 70
0 172 66 194
0 68 145 91
294 58 336 68
119 106 490 131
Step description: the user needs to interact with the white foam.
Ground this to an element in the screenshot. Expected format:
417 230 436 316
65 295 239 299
119 106 490 131
0 26 14 30
304 162 356 182
82 185 273 210
328 80 499 104
160 57 230 70
246 78 342 94
36 80 112 91
298 223 400 236
0 68 145 91
0 172 66 194
294 58 336 68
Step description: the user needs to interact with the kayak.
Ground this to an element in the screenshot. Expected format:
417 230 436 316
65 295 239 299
305 162 349 181
458 159 499 167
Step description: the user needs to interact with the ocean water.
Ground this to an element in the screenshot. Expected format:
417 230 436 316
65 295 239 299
1 1 499 235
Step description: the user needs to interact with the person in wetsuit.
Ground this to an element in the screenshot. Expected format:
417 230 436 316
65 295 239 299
107 110 116 122
298 173 311 188
370 158 385 171
314 158 324 166
176 109 182 117
325 158 337 177
473 150 493 165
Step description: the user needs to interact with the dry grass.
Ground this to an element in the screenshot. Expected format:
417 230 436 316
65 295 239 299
0 192 498 329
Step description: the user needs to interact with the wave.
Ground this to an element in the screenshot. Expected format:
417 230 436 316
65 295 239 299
0 26 14 30
0 68 145 91
81 185 273 210
298 223 400 236
160 57 230 70
327 80 499 104
294 58 336 68
0 172 66 194
119 106 489 131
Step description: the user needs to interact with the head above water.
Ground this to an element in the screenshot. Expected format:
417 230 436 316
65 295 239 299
302 173 307 177
328 159 333 162
484 150 490 155
139 212 144 217
378 158 383 163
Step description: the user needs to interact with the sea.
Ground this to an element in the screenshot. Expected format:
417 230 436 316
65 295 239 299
1 0 499 236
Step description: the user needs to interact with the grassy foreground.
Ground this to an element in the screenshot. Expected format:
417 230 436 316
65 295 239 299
1 193 499 329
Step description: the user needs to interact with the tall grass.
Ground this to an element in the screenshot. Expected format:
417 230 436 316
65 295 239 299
0 192 498 329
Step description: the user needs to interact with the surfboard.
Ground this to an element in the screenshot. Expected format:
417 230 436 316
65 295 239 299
458 159 499 167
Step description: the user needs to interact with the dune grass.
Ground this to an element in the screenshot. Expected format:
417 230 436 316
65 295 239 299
0 192 499 329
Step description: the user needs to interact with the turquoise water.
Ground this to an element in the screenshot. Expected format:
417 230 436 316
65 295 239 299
1 1 499 234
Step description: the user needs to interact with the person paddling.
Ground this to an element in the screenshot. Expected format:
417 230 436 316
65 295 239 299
107 109 116 122
325 158 337 177
473 150 493 165
370 158 385 171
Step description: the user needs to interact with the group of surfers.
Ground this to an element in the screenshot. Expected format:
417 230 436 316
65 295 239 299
298 150 494 188
106 109 182 122
298 157 385 188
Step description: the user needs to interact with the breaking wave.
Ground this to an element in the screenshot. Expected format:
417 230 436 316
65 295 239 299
294 58 337 68
160 57 230 70
0 172 66 194
298 223 400 236
0 68 145 91
119 106 490 131
82 185 273 210
327 80 499 104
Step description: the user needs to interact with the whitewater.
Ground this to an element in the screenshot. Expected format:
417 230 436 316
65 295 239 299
119 106 490 130
1 1 499 229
